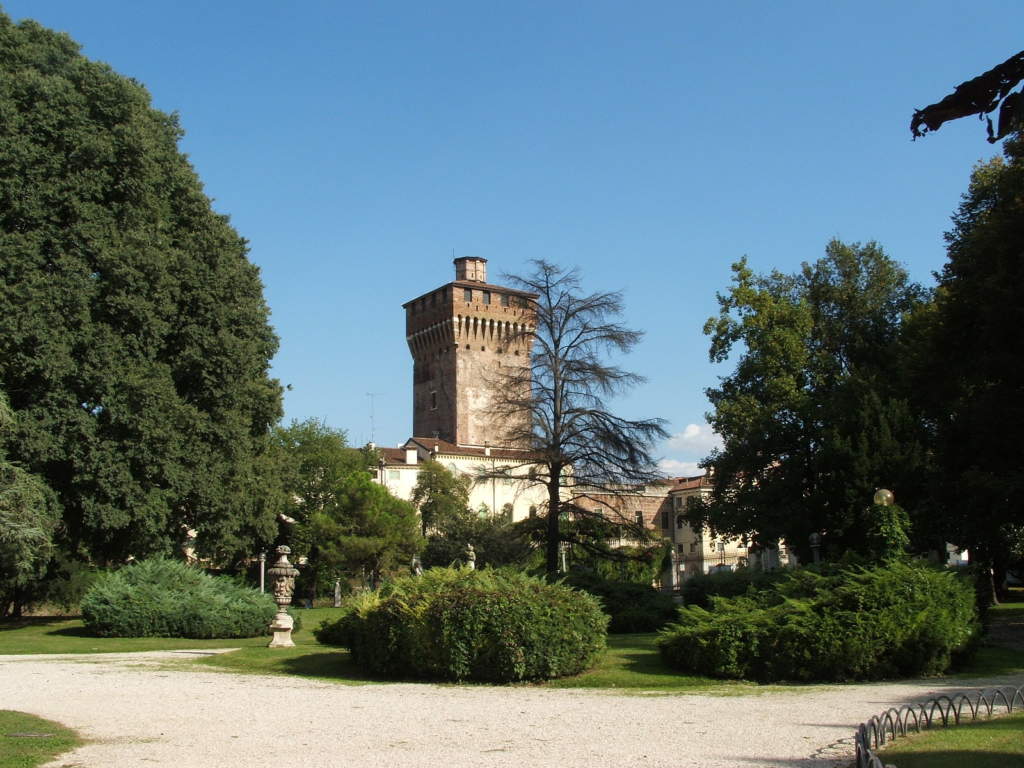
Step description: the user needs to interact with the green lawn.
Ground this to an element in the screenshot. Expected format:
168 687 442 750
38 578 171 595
0 711 81 768
874 711 1024 768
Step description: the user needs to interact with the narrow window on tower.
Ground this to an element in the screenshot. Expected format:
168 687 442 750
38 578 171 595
430 391 437 410
500 293 509 307
482 291 491 305
464 288 472 302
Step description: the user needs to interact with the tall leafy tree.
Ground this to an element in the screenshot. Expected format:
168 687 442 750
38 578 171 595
918 135 1024 591
694 241 930 560
310 472 423 587
491 261 668 578
0 14 282 564
410 459 471 535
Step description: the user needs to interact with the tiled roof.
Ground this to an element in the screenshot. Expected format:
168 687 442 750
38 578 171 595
667 475 713 492
406 436 539 461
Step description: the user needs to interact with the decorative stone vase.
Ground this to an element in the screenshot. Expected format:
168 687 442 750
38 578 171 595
267 545 299 648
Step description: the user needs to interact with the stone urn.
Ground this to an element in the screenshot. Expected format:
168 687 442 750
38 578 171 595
267 545 299 648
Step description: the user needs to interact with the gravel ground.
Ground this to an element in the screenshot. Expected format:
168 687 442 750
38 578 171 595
1 651 1022 768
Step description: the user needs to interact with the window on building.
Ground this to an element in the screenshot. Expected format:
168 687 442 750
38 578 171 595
634 511 644 527
661 509 669 528
676 514 685 530
529 505 537 518
430 391 437 410
690 542 698 553
387 470 400 481
482 291 491 305
500 293 509 307
464 288 472 302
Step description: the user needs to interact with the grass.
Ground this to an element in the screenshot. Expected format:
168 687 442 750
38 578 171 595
0 711 81 768
874 710 1024 768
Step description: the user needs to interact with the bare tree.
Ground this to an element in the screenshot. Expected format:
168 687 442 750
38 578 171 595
911 49 1024 142
488 260 668 578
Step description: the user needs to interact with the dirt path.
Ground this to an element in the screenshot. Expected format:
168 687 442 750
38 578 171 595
2 651 1022 768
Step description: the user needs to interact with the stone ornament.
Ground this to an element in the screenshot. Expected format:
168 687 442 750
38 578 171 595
267 545 299 648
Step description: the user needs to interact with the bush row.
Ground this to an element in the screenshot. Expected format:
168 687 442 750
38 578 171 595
81 558 277 638
657 561 978 682
315 567 608 682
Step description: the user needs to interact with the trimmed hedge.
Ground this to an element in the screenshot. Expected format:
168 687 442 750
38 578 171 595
565 572 678 632
81 558 277 638
314 567 609 682
657 561 979 682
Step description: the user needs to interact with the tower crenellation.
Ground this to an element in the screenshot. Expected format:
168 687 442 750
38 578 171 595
403 258 536 448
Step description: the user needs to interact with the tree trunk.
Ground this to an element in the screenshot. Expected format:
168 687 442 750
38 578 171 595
546 472 562 580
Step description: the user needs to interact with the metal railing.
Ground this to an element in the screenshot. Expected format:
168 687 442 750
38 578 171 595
854 686 1024 768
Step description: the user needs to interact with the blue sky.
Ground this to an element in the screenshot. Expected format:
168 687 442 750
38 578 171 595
4 1 1020 474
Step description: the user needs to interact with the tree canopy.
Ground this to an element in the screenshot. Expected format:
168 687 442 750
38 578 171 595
410 459 471 536
914 134 1024 583
492 261 668 577
693 241 930 560
0 13 282 565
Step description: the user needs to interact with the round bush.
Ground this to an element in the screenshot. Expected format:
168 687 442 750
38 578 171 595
81 558 278 638
314 567 609 682
657 561 979 683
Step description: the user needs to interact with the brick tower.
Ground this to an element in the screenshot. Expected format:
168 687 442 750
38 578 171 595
403 257 536 448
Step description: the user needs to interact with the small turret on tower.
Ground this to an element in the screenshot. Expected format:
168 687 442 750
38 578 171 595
454 256 487 282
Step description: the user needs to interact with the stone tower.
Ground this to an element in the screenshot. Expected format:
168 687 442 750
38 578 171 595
403 257 535 448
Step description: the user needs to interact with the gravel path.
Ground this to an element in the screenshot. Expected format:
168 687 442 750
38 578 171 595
2 651 1022 768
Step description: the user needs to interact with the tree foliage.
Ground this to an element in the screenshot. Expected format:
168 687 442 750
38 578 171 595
0 14 283 564
0 389 59 616
915 135 1024 584
694 241 930 559
911 50 1024 143
308 472 423 587
491 261 668 578
410 459 471 536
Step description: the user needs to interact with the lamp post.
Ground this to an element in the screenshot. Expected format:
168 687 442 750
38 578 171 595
873 488 894 507
258 551 266 593
808 532 822 564
267 545 299 648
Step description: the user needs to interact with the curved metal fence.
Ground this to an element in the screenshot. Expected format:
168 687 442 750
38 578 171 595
854 686 1024 768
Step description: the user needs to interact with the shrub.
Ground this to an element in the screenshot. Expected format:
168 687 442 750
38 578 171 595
81 558 277 638
679 566 783 608
658 561 979 683
564 572 677 632
314 567 609 682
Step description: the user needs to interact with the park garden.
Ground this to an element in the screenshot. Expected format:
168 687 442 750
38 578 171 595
2 9 1024 767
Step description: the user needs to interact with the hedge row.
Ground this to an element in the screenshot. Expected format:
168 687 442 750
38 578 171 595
564 572 678 633
657 561 978 682
81 558 277 638
315 567 608 682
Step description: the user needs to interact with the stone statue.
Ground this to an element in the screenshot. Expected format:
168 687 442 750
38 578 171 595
411 554 423 576
465 543 476 570
333 578 342 608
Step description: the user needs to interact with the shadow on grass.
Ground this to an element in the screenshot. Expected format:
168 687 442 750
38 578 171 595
275 652 384 682
0 616 80 632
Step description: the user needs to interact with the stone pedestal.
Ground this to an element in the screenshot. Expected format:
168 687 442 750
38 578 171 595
268 610 295 648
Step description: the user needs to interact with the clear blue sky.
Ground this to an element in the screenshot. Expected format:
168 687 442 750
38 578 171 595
4 1 1020 474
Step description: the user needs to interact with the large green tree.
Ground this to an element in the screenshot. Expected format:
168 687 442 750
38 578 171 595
916 135 1024 589
694 241 930 560
410 459 471 536
0 14 282 564
309 472 423 588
